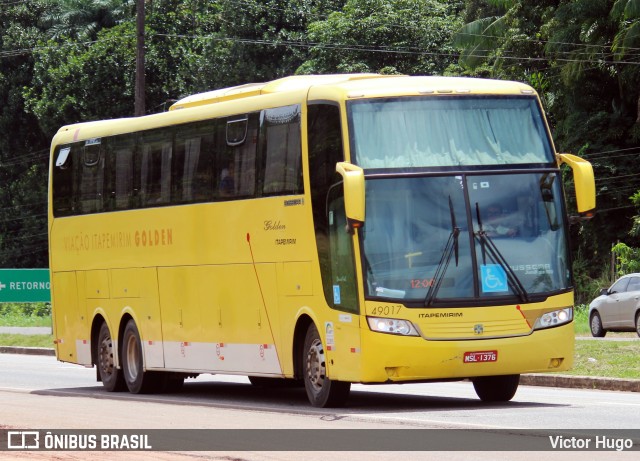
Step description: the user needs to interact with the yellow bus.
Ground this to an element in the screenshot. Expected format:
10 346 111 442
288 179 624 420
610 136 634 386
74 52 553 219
48 74 595 407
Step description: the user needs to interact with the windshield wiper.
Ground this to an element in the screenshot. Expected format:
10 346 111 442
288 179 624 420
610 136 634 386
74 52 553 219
475 203 530 303
424 196 460 307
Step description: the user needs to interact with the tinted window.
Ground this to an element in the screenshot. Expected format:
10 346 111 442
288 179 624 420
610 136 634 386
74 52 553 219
173 122 215 203
610 278 630 294
626 277 640 292
52 107 300 216
261 105 302 195
78 140 105 214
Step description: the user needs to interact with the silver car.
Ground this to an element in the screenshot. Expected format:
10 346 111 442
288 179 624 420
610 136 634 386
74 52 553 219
589 273 640 337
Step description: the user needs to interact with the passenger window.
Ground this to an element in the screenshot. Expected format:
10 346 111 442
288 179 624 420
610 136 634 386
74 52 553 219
139 129 173 206
107 134 136 210
78 140 105 214
218 114 258 199
627 277 640 292
173 122 215 203
610 278 630 294
261 105 302 195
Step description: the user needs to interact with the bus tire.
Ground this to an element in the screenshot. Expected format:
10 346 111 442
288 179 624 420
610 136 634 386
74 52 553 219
96 322 126 392
121 319 158 394
302 324 350 408
472 374 520 402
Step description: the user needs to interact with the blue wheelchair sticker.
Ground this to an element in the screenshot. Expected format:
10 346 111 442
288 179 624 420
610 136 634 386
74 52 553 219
333 285 341 304
481 264 508 293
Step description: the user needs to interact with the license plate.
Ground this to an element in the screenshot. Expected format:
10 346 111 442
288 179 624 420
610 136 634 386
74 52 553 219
463 350 498 363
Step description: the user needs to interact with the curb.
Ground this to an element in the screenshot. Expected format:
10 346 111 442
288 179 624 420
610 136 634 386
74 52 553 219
1 346 639 393
0 346 55 356
520 373 640 392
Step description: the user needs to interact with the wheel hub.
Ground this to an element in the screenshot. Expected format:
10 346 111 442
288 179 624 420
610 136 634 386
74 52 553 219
306 338 326 392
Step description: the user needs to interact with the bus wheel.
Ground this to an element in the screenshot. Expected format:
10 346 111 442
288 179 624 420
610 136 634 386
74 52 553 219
302 324 350 408
121 319 157 394
472 374 520 402
97 322 126 392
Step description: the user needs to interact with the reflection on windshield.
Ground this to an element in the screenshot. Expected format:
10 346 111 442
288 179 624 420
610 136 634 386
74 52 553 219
362 173 570 304
350 96 554 168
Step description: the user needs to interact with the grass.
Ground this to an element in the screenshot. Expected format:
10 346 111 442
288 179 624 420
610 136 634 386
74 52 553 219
0 313 52 327
0 333 53 348
568 340 640 379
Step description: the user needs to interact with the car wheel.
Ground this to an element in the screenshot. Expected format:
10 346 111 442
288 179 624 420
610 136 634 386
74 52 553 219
590 311 606 337
635 312 640 338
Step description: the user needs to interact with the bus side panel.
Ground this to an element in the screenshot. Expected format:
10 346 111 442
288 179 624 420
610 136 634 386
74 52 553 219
158 264 282 375
111 268 165 369
52 271 90 365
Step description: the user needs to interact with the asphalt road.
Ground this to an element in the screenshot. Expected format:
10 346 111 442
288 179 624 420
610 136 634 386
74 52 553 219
1 353 639 460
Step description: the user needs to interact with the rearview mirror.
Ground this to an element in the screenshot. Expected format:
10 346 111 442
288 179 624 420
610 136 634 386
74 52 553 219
557 153 596 219
335 162 365 228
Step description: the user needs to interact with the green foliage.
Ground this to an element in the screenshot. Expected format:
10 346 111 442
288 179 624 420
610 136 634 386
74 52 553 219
573 304 590 335
612 241 640 274
298 0 464 75
0 303 51 318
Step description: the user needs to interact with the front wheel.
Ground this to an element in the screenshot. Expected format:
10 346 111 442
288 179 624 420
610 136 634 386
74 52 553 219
635 312 640 338
590 311 606 337
121 319 160 394
472 374 520 402
303 324 350 408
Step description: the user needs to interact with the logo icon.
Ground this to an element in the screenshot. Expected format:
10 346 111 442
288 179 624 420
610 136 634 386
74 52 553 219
7 431 40 450
473 324 484 335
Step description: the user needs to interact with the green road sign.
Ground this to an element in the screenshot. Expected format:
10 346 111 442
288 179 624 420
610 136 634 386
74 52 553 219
0 269 51 303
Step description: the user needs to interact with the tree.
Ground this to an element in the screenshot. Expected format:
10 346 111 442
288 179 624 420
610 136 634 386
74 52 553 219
0 0 54 267
43 0 134 40
298 0 464 75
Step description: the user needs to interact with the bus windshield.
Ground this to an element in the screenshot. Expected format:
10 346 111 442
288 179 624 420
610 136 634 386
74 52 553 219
361 172 570 304
349 96 554 168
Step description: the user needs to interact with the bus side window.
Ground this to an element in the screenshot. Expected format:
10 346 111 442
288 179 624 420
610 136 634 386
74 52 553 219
53 145 75 216
261 105 302 195
218 114 258 199
173 122 215 203
78 140 105 214
139 129 173 206
108 134 136 210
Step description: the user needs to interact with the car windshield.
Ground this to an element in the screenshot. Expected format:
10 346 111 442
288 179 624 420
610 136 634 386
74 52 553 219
361 172 570 305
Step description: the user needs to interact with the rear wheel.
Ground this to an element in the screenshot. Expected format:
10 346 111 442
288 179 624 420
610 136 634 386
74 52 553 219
472 374 520 402
635 312 640 338
302 324 350 408
590 311 606 337
96 322 126 392
121 319 160 394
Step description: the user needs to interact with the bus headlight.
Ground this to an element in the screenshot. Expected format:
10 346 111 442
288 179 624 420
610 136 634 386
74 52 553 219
533 307 573 330
367 317 419 336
